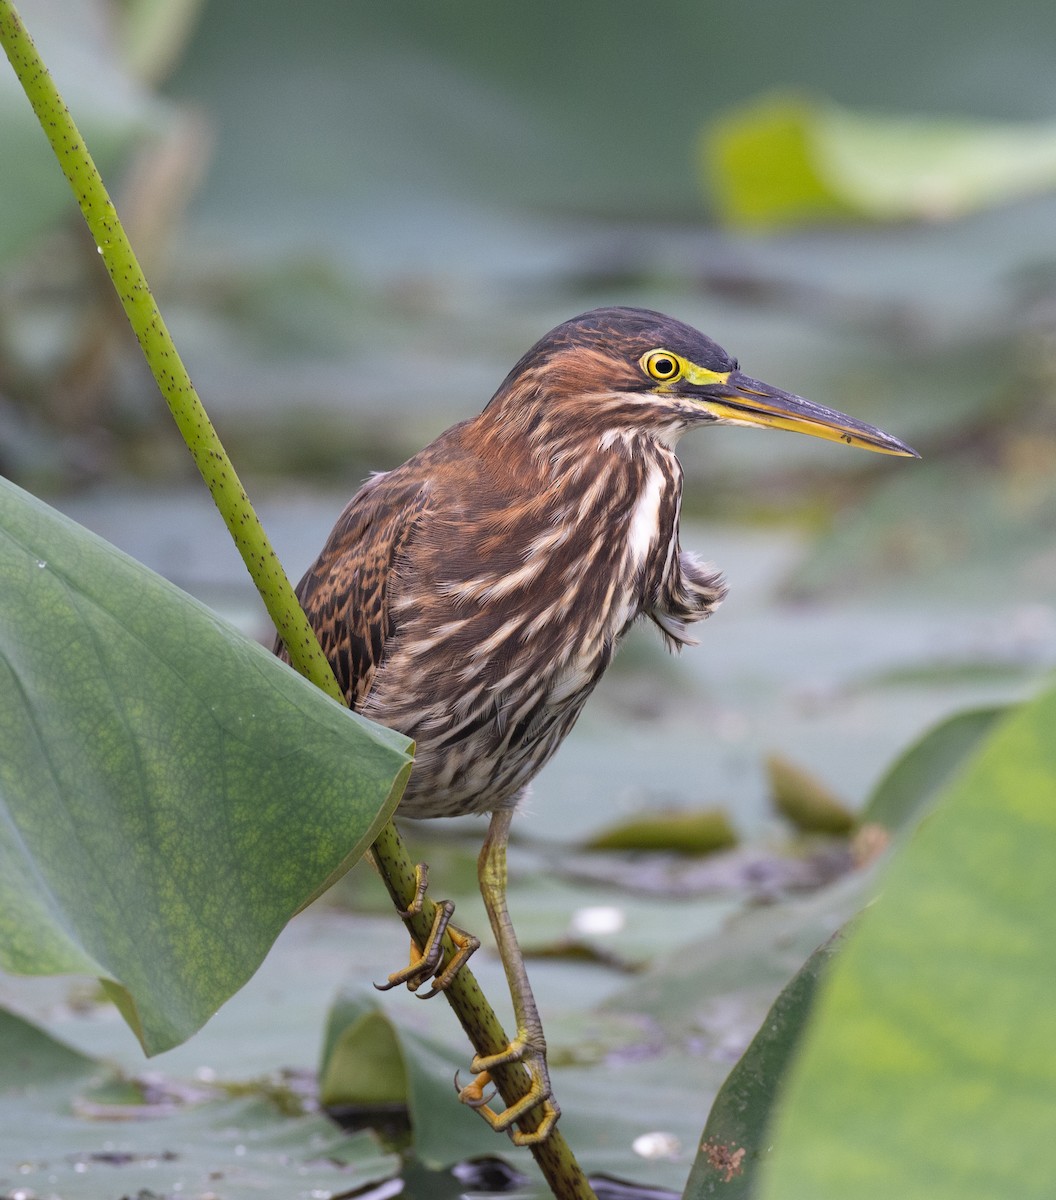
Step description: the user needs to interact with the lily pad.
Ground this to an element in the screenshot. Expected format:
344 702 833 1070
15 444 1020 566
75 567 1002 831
0 1003 101 1088
0 1005 398 1200
784 458 1056 604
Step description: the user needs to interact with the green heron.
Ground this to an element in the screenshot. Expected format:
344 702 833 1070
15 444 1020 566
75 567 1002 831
278 306 917 1143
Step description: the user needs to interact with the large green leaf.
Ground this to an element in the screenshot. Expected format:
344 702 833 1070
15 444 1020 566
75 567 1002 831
756 684 1056 1198
0 477 412 1055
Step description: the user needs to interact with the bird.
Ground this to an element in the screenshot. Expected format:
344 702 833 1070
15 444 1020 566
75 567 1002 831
277 306 917 1143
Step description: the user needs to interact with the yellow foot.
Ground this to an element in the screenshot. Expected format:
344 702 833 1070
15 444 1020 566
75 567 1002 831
375 864 480 998
455 1041 560 1145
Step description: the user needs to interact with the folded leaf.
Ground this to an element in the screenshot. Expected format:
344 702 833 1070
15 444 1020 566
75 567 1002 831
766 753 856 834
320 991 501 1167
586 808 737 854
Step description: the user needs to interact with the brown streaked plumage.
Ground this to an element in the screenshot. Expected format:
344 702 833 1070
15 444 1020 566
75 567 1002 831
278 306 918 1143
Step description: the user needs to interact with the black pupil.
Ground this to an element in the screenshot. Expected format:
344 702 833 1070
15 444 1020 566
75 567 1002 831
654 356 675 376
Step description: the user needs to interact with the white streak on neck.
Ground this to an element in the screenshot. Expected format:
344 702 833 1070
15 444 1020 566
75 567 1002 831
627 462 665 568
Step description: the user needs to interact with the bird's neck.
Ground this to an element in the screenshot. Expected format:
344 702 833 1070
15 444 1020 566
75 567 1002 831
462 404 685 581
471 391 688 484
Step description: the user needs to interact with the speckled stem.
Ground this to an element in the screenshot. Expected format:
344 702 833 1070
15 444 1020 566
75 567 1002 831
372 821 598 1196
0 6 597 1196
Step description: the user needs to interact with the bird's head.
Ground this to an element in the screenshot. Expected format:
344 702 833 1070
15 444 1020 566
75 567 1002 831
485 306 918 459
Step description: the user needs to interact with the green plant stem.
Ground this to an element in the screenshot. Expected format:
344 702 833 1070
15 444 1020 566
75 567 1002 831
0 6 596 1197
373 822 597 1199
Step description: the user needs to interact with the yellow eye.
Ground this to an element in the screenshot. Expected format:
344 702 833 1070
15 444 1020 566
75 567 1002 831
643 350 681 382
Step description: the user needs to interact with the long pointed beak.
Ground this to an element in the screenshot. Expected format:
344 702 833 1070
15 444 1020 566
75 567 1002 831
697 371 919 458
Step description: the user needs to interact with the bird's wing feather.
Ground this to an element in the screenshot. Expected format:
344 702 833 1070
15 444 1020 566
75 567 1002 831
278 471 431 708
647 550 727 650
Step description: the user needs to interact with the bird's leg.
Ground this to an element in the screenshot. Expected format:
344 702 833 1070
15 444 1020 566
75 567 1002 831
375 862 480 998
456 806 560 1145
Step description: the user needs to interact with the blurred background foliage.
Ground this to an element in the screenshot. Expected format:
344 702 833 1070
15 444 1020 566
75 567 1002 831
4 0 1056 1195
4 0 1056 548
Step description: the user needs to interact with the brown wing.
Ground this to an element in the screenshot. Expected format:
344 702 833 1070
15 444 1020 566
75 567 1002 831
276 471 430 709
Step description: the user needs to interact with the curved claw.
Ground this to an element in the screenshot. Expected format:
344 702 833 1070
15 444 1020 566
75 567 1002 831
375 875 480 997
455 1042 560 1146
414 922 480 998
374 897 453 994
453 1068 497 1109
